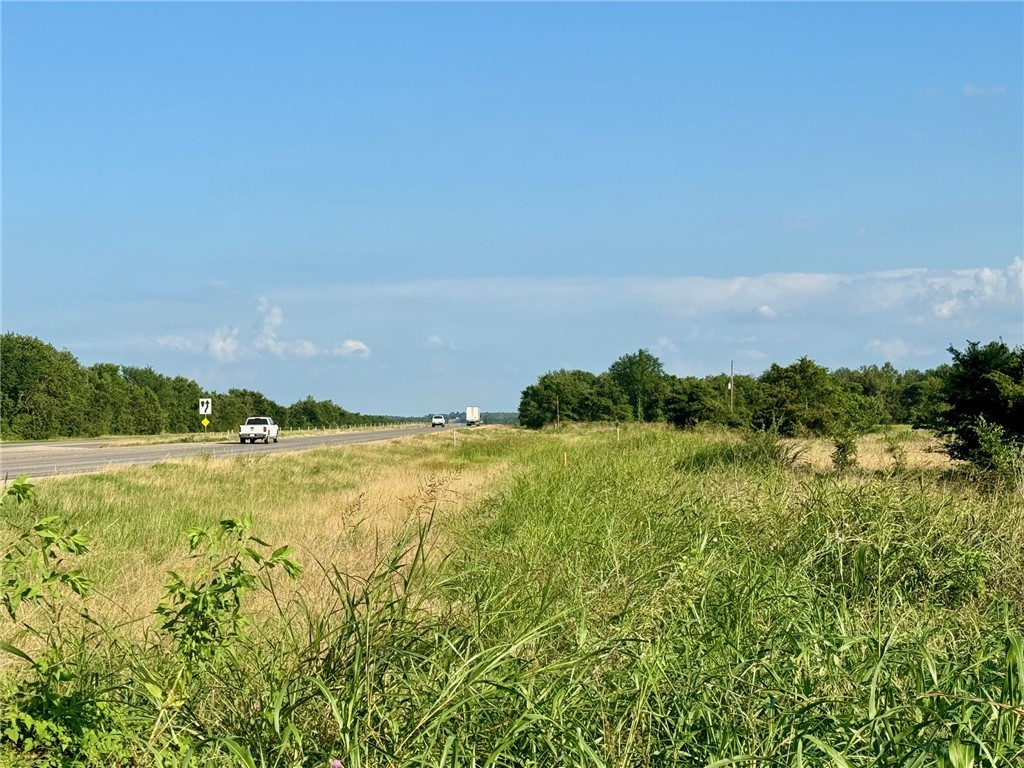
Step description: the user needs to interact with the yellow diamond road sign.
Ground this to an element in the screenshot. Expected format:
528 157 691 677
201 418 210 427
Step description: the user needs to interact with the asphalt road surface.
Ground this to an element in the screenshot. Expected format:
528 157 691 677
0 423 470 480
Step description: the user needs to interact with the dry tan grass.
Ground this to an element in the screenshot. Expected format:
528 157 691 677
5 429 517 631
795 429 956 473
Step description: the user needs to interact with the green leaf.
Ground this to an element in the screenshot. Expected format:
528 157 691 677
0 640 34 665
144 682 164 704
218 737 258 768
806 736 857 768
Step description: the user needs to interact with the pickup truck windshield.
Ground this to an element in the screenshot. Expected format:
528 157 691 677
245 418 269 425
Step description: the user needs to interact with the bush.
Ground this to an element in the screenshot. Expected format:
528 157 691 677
830 432 858 473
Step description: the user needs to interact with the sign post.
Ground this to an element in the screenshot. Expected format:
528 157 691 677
199 398 212 434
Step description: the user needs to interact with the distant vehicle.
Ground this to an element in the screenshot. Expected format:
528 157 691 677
465 406 481 427
431 415 446 428
239 416 279 444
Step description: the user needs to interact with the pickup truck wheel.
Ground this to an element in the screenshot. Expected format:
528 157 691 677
273 435 279 443
239 437 245 444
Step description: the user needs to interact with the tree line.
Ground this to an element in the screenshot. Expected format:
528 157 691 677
519 341 1024 468
0 334 403 440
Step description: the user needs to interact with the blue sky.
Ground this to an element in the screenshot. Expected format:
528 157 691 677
3 2 1022 415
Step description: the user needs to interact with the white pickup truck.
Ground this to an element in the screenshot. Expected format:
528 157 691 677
239 416 279 444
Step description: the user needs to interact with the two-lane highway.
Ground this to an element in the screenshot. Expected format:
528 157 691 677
0 423 471 479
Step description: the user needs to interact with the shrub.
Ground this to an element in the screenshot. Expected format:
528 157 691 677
830 432 858 473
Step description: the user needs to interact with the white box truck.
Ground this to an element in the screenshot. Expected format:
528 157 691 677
465 406 481 427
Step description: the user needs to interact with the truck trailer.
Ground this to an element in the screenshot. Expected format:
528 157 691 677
465 406 481 427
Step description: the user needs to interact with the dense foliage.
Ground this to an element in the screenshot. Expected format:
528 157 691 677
938 340 1024 466
518 342 1024 468
0 334 404 439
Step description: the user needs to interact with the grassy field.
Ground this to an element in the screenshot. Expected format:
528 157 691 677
1 425 1021 766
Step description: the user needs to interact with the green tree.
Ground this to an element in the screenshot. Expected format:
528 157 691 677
587 373 634 423
84 363 132 436
121 366 202 433
287 396 348 429
665 374 759 430
0 334 88 439
756 357 871 437
939 340 1024 464
606 349 668 422
216 389 285 432
123 385 166 435
519 370 602 429
831 363 903 425
898 366 948 428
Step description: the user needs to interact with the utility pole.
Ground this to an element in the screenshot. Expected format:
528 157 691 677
729 360 735 413
555 395 560 428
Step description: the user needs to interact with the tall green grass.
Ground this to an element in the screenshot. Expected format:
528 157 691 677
2 425 1021 766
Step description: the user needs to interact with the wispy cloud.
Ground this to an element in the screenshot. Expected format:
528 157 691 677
629 272 843 318
653 336 678 354
865 337 913 361
181 299 373 363
208 327 241 363
425 334 458 350
963 84 1005 98
156 334 197 352
252 297 324 358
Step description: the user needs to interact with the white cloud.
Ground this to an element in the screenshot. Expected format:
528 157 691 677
145 298 374 364
425 334 459 350
291 340 319 359
156 334 197 351
91 262 1019 398
208 327 240 363
333 339 370 357
252 296 322 358
276 262 1020 337
631 272 843 318
865 337 912 360
234 296 371 360
923 258 1023 322
933 298 962 319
